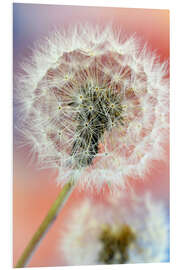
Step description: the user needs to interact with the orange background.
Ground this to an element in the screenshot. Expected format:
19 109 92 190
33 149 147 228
13 4 169 267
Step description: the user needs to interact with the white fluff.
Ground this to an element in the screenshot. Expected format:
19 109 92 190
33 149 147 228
60 192 169 265
15 24 169 189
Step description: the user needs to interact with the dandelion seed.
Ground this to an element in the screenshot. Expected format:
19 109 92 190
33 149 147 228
15 24 169 188
60 192 169 265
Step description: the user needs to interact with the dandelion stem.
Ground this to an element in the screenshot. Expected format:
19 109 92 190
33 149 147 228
15 179 75 268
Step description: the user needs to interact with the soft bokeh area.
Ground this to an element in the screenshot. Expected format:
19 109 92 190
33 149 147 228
13 4 169 267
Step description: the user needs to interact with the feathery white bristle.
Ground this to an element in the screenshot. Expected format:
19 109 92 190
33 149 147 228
15 24 169 189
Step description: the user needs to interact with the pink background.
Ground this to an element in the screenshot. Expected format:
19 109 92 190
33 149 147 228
13 4 169 267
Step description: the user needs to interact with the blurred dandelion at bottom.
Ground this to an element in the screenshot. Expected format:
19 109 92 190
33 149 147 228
60 192 169 265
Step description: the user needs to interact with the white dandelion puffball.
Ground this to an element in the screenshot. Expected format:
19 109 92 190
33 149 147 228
60 192 169 265
15 24 169 188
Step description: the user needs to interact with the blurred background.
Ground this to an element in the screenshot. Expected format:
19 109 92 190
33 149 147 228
13 4 169 267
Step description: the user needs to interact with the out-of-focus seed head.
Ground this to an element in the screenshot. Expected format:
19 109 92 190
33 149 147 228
59 192 169 265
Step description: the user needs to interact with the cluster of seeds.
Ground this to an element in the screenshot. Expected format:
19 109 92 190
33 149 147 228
15 25 169 187
70 83 124 168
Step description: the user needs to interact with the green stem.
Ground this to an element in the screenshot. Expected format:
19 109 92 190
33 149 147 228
15 180 75 268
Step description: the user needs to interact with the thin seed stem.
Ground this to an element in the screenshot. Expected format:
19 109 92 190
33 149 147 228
15 180 75 268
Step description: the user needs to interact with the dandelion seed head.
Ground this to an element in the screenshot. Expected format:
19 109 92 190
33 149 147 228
60 192 169 265
15 24 169 188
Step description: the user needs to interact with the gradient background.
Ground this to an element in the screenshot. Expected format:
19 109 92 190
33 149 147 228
13 4 170 267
